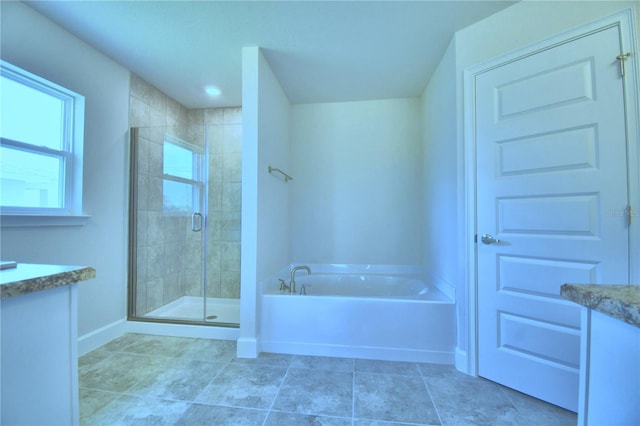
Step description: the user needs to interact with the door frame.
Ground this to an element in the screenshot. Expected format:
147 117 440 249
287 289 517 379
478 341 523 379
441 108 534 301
461 8 640 379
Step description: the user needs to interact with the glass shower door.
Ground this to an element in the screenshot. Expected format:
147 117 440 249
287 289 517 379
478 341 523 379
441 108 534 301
129 126 208 324
129 120 241 327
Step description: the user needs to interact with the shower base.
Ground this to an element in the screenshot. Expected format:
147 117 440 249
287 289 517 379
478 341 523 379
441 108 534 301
144 296 240 325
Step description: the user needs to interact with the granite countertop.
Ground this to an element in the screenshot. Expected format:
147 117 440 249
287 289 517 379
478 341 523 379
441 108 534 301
0 263 96 299
561 284 640 328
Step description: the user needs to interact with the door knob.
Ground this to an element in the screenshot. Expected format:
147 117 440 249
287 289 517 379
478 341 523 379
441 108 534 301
481 234 501 245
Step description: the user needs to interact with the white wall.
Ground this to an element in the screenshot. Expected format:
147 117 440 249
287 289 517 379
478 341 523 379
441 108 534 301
0 2 130 338
239 47 291 357
290 99 422 265
256 55 292 279
421 38 459 314
449 0 640 372
456 1 639 71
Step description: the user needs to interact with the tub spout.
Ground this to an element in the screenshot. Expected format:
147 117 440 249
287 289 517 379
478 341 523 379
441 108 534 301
290 265 311 293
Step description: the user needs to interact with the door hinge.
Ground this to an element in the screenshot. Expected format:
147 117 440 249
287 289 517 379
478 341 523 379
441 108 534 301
628 205 633 226
616 52 632 77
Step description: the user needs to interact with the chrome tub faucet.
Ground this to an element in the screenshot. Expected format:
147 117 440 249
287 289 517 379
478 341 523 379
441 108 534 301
290 265 311 293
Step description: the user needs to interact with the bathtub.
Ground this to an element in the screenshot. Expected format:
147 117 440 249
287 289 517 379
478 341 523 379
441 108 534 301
259 264 455 363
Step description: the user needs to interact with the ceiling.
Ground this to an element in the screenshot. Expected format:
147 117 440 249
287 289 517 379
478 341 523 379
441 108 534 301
26 0 516 109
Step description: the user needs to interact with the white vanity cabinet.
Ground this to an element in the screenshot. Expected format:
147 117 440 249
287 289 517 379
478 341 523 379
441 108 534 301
561 284 640 426
0 264 95 426
581 309 640 425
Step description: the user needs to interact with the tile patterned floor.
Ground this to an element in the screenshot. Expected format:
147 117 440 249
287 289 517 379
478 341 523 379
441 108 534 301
80 334 577 425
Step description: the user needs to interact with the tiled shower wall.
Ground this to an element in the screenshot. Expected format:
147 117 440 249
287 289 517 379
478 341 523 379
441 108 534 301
129 74 242 316
189 108 242 300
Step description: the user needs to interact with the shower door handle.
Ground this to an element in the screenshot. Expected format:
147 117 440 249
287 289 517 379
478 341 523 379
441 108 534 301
191 212 203 232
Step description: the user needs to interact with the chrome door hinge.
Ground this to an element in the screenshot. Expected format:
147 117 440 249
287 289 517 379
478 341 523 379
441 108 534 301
616 52 632 77
628 205 633 226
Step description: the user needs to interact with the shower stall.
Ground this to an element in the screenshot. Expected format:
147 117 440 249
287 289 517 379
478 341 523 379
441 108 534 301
128 123 241 327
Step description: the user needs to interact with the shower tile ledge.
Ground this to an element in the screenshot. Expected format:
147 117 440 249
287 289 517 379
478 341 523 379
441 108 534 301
0 263 96 299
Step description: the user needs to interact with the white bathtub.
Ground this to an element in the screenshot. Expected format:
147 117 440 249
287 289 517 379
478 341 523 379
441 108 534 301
259 265 455 363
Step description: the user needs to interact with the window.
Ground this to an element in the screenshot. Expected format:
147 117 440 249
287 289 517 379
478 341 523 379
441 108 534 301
0 60 85 221
162 136 203 215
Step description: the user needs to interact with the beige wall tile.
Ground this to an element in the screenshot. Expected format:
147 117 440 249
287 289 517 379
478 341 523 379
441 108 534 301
187 108 204 126
130 74 151 103
220 213 241 242
223 151 242 183
208 153 224 183
182 269 203 297
149 105 166 127
136 211 149 247
223 107 242 124
130 97 150 127
222 182 242 212
147 278 164 311
135 278 148 315
223 124 242 153
136 173 150 211
221 271 241 299
162 272 181 304
220 242 241 272
206 124 224 154
148 85 167 114
205 108 224 125
149 177 164 212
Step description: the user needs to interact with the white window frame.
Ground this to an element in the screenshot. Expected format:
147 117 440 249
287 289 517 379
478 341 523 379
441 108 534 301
0 60 87 226
162 135 204 217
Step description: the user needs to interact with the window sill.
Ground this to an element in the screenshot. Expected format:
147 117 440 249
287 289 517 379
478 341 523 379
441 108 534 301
0 214 91 228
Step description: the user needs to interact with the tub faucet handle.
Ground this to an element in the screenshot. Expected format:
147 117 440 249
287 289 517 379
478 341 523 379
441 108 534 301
279 279 289 292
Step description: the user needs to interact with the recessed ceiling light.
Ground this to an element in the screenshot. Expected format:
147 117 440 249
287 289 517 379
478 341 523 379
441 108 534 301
204 85 221 97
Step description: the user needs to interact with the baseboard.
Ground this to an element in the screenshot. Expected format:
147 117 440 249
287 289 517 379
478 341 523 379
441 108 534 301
261 340 455 364
77 318 127 356
236 336 260 358
455 347 470 374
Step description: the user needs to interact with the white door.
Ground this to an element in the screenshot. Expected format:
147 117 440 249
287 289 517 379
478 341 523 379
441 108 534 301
475 26 630 411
